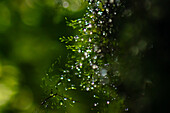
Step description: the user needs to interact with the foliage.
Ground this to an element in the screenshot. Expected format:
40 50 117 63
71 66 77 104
1 0 169 113
41 0 126 112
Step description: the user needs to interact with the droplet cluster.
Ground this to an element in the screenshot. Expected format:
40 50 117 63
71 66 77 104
42 0 125 111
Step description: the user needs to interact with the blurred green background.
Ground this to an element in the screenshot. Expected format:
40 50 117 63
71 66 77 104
0 0 86 112
0 0 170 113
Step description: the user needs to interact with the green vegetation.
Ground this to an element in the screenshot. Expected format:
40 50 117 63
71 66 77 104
0 0 169 113
41 0 125 113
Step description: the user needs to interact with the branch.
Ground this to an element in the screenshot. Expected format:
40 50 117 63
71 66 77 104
41 92 79 105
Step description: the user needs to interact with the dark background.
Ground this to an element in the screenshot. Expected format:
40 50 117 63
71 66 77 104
119 0 170 113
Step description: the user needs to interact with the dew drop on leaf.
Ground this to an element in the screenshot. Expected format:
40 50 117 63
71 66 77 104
98 11 103 15
60 101 63 106
72 100 75 103
125 108 129 111
45 104 48 108
86 87 90 91
110 0 114 3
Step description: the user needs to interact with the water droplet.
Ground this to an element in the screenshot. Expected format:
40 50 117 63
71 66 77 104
83 28 87 32
58 82 61 85
89 38 92 42
65 88 68 91
81 57 84 60
76 67 80 71
92 65 98 69
45 104 48 108
98 11 103 15
97 1 100 6
107 101 110 104
87 24 92 28
94 103 97 106
85 21 88 25
68 79 71 82
61 77 64 80
106 8 109 13
84 52 88 56
78 49 81 53
89 60 92 66
91 82 94 85
74 36 79 39
86 49 92 53
71 65 74 69
93 56 97 59
110 0 114 3
72 101 75 103
80 63 83 66
103 31 106 36
64 98 67 100
86 87 90 91
63 1 69 8
60 101 63 106
97 49 101 53
100 69 107 77
125 108 129 111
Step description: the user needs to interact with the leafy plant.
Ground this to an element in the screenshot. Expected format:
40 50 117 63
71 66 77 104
41 0 126 112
